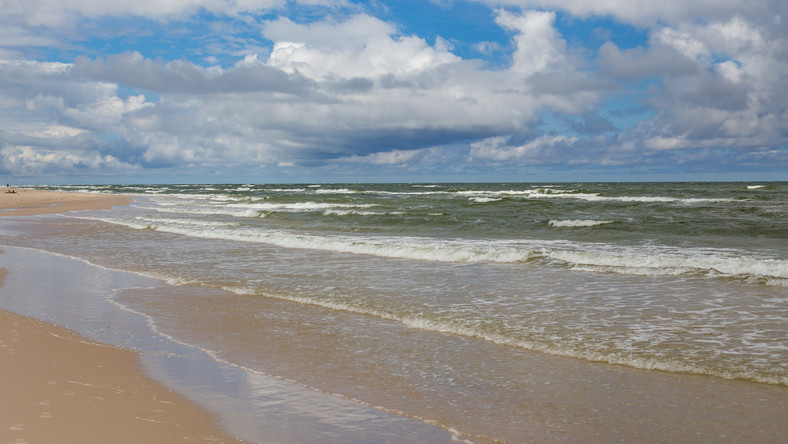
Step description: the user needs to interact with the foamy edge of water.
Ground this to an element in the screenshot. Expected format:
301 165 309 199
107 293 485 444
7 244 786 389
222 284 788 387
81 215 788 286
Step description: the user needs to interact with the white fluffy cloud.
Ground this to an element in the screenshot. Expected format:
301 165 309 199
608 14 787 153
495 10 567 77
470 135 579 164
2 0 285 28
0 0 785 180
0 145 132 176
263 15 461 79
476 0 784 27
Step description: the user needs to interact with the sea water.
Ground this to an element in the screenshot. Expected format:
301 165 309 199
2 182 787 442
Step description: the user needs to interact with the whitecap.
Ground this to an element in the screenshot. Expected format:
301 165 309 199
549 219 614 228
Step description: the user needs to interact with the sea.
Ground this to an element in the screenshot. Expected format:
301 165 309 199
1 182 787 443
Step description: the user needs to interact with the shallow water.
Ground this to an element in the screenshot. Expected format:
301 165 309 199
0 246 453 443
2 182 787 442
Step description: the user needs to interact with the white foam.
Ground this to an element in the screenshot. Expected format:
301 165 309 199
314 188 357 194
453 189 734 204
143 205 261 218
227 202 377 212
222 283 788 386
323 209 382 216
133 216 238 228
85 212 788 285
85 216 542 264
80 194 788 286
365 190 446 196
547 248 788 282
549 219 614 228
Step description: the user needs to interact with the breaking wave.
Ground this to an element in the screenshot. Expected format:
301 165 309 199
83 215 788 286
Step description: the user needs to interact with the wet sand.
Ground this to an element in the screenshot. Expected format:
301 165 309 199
0 309 243 444
0 190 243 443
0 190 452 443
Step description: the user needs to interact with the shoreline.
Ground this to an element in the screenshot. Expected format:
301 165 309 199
1 188 786 442
0 308 243 444
0 190 243 443
0 190 454 443
0 246 455 443
0 188 131 216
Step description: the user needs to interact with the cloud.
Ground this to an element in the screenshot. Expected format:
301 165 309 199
475 0 784 27
0 144 136 176
72 52 314 95
344 149 424 165
598 43 698 79
470 134 579 164
263 14 461 80
3 0 286 28
647 18 786 148
495 10 567 77
22 125 87 139
263 14 398 50
1 1 786 181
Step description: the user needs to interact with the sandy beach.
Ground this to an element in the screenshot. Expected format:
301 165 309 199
0 309 243 444
0 190 243 444
0 188 131 216
1 185 786 443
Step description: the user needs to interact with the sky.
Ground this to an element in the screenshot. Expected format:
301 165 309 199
1 0 786 184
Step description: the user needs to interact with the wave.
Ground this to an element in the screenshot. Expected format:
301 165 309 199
220 283 787 386
323 209 382 216
314 188 358 194
137 199 379 217
10 244 784 389
549 219 614 228
209 195 243 202
404 187 738 205
460 189 735 204
546 248 788 285
226 202 377 212
358 190 447 196
266 188 307 192
135 204 262 218
133 216 238 228
49 184 740 208
83 215 788 286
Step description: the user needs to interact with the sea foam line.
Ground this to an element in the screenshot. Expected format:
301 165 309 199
549 219 614 228
81 214 788 285
107 290 487 444
224 284 788 387
10 243 783 387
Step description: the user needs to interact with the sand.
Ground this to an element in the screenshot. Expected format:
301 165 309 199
0 190 244 443
0 310 244 444
0 188 130 216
